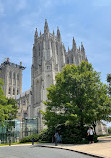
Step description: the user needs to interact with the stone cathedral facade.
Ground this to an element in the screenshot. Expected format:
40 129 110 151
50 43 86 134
31 20 87 131
0 20 107 135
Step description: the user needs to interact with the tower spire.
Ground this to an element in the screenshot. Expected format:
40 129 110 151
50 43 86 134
44 19 49 34
72 37 76 50
68 46 70 52
57 27 61 42
53 30 55 38
53 30 55 35
81 42 85 53
73 37 75 45
35 28 38 37
34 28 38 43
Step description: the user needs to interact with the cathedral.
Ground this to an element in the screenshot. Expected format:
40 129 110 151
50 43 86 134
0 20 107 136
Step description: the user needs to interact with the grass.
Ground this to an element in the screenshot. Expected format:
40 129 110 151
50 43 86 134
0 141 49 146
97 134 111 137
0 142 32 146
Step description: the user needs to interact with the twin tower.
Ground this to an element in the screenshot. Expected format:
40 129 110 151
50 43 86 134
0 20 87 132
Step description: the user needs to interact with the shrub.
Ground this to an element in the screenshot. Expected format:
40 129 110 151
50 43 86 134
20 126 98 144
20 134 39 143
20 128 52 143
108 127 111 134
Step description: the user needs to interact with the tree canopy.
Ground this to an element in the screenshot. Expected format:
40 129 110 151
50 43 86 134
0 79 18 126
42 61 111 131
107 73 111 96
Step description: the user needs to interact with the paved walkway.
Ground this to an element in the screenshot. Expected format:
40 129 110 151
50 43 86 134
0 136 111 158
37 136 111 158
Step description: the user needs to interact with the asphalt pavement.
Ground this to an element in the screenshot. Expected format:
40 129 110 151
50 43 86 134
0 145 94 158
36 136 111 158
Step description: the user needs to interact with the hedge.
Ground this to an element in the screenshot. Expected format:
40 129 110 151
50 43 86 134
20 126 98 144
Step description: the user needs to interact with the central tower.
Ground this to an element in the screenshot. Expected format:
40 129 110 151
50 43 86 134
31 20 87 131
31 20 66 131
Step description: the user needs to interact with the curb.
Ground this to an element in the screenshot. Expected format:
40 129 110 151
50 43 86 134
35 144 105 158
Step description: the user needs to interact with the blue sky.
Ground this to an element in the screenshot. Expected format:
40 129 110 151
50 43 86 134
0 0 111 126
0 0 111 91
0 0 111 113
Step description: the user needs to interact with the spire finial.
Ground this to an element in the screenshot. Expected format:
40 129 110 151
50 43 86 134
57 27 61 42
35 28 38 37
53 30 55 35
72 36 76 50
44 19 49 34
53 30 55 38
79 46 80 52
6 58 10 62
34 28 38 43
68 47 69 52
81 42 84 49
81 42 85 53
73 37 75 45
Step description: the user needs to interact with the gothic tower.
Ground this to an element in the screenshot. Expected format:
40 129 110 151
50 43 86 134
31 20 87 131
31 20 66 131
0 58 25 98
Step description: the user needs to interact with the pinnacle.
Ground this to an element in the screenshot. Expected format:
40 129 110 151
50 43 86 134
35 28 38 36
53 30 55 36
73 37 76 45
44 19 49 33
81 42 83 47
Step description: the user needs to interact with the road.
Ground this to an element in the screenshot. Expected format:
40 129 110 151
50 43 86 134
0 145 95 158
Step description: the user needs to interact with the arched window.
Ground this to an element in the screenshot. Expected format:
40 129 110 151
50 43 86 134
17 89 19 95
71 56 73 64
9 71 12 79
39 44 40 51
67 58 69 64
56 44 58 54
39 44 40 56
17 74 19 80
13 72 15 80
51 41 53 48
47 52 50 60
13 88 15 95
9 87 11 94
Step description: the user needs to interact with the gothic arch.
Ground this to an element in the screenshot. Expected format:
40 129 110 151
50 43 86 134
9 87 11 94
70 55 73 64
13 72 15 79
67 57 69 64
13 88 15 95
35 78 42 104
36 79 39 84
9 71 12 79
46 74 52 88
17 74 19 80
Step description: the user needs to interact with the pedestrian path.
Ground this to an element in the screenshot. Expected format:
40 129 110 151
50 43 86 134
37 136 111 158
0 136 111 158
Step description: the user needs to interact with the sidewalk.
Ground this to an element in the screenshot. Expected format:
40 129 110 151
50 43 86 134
36 136 111 158
0 136 110 158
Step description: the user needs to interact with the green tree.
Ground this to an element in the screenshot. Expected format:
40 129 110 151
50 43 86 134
0 79 18 126
107 74 111 96
42 61 111 135
108 127 111 134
